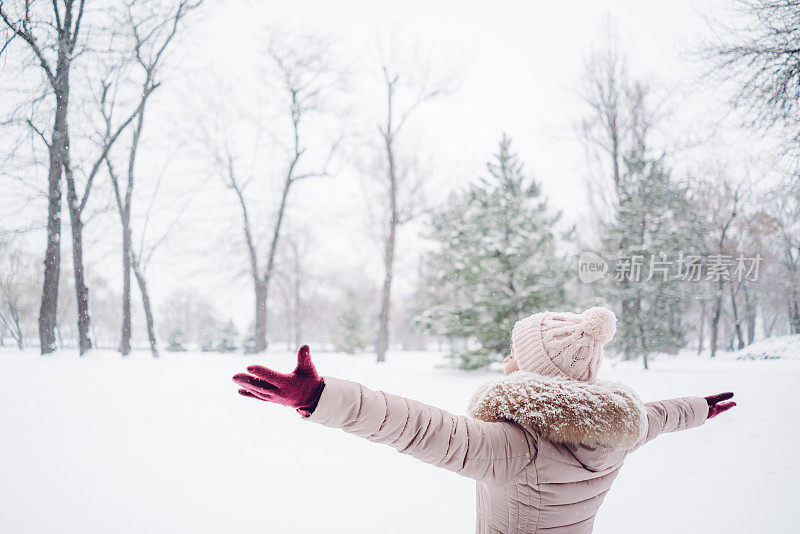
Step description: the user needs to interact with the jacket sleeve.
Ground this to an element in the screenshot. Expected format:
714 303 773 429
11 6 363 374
632 397 709 451
304 376 535 486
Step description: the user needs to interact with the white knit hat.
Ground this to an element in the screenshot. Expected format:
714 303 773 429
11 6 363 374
511 307 617 383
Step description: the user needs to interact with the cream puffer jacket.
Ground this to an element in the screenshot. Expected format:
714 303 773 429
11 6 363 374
305 371 708 533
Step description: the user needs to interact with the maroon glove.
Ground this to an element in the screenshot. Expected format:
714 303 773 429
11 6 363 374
705 392 736 419
233 344 325 417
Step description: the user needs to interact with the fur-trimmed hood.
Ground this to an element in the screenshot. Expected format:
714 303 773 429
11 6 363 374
467 371 648 449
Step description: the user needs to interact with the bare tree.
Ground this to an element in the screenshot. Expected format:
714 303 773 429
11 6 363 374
98 0 199 357
705 0 800 153
0 1 165 355
767 179 800 334
578 23 661 221
272 227 312 349
212 30 342 353
0 241 39 349
63 100 150 355
62 54 163 355
730 208 779 346
0 0 87 354
699 178 743 357
372 44 453 363
579 28 628 193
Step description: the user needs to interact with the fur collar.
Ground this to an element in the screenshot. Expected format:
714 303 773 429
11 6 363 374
467 371 647 449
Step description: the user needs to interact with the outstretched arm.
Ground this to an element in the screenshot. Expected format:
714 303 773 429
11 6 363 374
633 392 735 451
233 345 536 486
305 375 535 486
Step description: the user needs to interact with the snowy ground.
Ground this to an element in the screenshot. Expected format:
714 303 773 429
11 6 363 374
723 333 800 360
1 345 797 533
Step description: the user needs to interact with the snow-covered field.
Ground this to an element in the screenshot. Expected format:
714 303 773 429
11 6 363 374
1 345 797 533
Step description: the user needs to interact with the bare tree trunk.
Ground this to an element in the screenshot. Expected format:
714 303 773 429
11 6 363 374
633 298 648 370
67 209 92 354
39 125 64 354
744 287 756 345
791 290 800 334
730 284 745 350
120 220 132 355
762 306 776 337
56 325 64 349
64 160 92 355
118 101 142 357
108 165 158 359
227 165 268 354
710 288 723 357
254 279 267 352
376 217 396 363
725 319 734 351
286 289 293 351
258 176 294 353
38 61 70 355
229 166 294 355
792 244 800 334
376 78 399 364
107 155 147 356
14 322 23 350
131 254 158 358
293 267 301 348
697 299 706 354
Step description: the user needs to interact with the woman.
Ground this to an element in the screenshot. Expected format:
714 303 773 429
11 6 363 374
233 307 735 533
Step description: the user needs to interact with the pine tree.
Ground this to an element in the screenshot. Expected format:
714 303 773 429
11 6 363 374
332 289 367 354
242 321 258 354
200 321 222 352
217 320 239 353
166 328 187 352
603 150 697 368
416 135 573 369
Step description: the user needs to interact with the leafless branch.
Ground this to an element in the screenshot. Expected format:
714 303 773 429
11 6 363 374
702 1 800 150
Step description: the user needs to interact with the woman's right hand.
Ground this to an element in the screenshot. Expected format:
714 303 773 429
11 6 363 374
704 392 736 419
232 344 325 417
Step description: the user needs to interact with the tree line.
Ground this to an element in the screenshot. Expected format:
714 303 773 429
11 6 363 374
1 1 799 369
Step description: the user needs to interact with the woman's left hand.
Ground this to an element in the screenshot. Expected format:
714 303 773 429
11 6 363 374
704 392 736 419
232 344 325 417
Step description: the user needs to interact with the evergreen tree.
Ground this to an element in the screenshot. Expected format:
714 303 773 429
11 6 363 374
242 321 258 354
199 321 222 352
416 135 573 369
166 328 187 352
332 289 367 354
603 151 697 368
217 320 240 353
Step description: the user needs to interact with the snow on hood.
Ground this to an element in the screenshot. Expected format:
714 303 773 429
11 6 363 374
467 371 648 449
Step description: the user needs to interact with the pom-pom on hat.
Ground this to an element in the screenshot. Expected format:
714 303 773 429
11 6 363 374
510 307 617 383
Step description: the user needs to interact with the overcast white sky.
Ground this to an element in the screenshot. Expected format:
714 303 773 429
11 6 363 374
3 0 785 341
